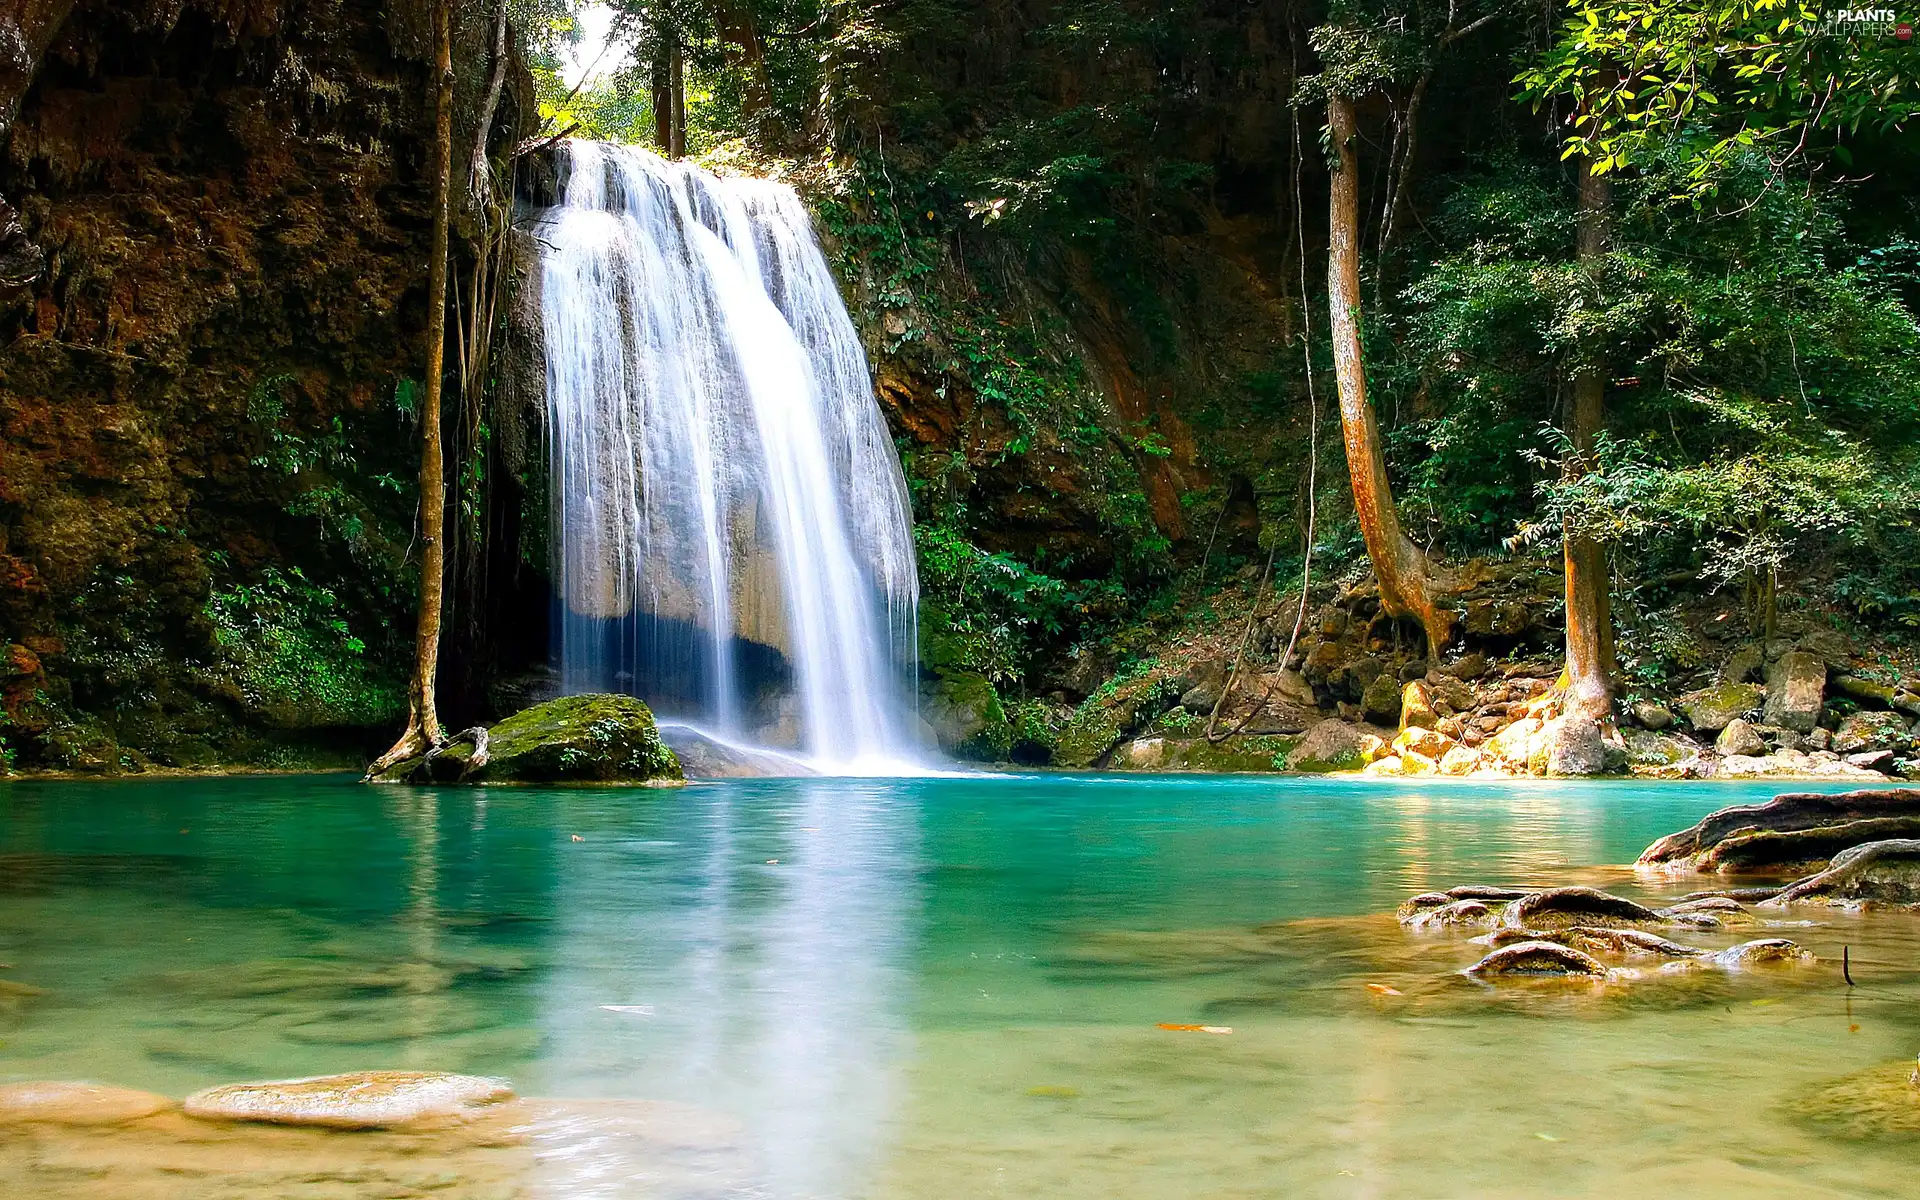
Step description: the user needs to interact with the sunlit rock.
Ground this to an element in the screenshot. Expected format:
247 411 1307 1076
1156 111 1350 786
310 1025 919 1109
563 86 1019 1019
183 1071 514 1130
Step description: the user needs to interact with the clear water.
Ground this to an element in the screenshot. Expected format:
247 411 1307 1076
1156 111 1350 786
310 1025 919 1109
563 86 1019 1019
539 142 919 766
3 773 1918 1197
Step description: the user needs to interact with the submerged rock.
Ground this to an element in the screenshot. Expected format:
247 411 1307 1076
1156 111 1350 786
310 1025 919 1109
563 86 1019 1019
183 1071 514 1129
1498 886 1665 930
1555 927 1707 959
374 694 683 786
1466 940 1611 978
1637 788 1920 868
657 724 813 778
0 1081 171 1125
1794 1062 1920 1137
1710 938 1813 967
1403 899 1494 930
1765 839 1920 908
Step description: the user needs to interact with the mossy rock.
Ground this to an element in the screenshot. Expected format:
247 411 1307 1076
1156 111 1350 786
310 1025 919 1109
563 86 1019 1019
377 694 682 785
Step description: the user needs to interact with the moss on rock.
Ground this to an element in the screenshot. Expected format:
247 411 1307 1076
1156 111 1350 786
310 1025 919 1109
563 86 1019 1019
376 694 682 786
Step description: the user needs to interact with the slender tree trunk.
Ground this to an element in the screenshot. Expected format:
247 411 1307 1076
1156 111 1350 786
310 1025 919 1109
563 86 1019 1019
369 0 454 778
1561 157 1614 721
1326 93 1455 654
465 0 509 216
669 37 687 158
653 34 673 154
716 0 775 132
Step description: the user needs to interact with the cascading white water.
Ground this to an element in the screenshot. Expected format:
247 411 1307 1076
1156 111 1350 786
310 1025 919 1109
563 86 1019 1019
537 141 920 769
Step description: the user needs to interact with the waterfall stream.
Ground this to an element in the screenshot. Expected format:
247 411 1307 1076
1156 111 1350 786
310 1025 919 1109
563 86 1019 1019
536 141 920 770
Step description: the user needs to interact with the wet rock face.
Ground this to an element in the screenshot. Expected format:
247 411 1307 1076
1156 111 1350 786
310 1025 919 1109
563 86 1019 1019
182 1071 514 1130
1284 717 1388 772
0 2 537 768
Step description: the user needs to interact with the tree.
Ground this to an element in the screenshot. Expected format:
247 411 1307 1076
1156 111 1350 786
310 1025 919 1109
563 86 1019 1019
1559 154 1615 720
1518 0 1920 187
369 0 455 778
1325 91 1458 653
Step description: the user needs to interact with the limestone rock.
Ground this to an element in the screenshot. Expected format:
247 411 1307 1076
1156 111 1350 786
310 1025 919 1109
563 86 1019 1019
1485 716 1542 769
1466 940 1610 978
1638 787 1920 867
658 724 812 778
1393 725 1454 760
1363 754 1404 775
0 1081 171 1126
1399 681 1439 731
1498 886 1665 930
1399 750 1439 776
183 1071 514 1129
375 694 683 785
1764 838 1920 908
1361 672 1402 722
1286 718 1389 772
1552 927 1706 959
473 694 680 785
1677 683 1764 733
1833 710 1913 755
1763 650 1826 733
923 673 1006 754
1625 729 1694 767
1632 701 1674 730
1720 644 1764 685
1716 718 1766 757
1438 744 1481 775
1535 714 1611 777
1403 899 1494 930
1443 652 1489 680
1396 892 1454 920
1711 937 1813 967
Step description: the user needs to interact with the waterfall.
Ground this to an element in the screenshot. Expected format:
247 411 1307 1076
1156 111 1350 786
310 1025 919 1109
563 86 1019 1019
536 141 921 770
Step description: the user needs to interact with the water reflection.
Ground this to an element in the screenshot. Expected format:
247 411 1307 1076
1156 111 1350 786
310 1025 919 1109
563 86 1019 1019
536 778 923 1196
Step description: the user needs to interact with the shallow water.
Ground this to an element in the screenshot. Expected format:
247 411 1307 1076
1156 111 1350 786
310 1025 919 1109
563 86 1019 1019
3 772 1918 1197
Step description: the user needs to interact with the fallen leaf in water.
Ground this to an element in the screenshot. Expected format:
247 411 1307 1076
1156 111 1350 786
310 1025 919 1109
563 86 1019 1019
1750 997 1782 1007
1026 1085 1079 1098
570 835 584 842
766 858 779 864
1366 983 1403 996
1850 1024 1861 1033
599 1005 655 1015
1535 1133 1560 1142
1157 1023 1232 1034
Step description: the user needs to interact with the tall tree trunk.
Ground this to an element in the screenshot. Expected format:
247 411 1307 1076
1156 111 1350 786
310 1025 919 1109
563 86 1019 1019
669 37 687 158
1560 157 1615 722
1326 93 1455 653
653 34 673 154
369 0 454 778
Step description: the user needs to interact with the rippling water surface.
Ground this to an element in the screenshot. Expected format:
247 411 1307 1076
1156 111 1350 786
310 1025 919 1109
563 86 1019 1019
3 773 1917 1197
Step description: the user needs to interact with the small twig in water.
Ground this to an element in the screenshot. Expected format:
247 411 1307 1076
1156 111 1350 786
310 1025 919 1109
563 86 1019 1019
1844 945 1855 987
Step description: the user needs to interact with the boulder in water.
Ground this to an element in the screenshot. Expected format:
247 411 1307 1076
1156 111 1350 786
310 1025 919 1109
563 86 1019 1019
1711 938 1813 967
1466 940 1611 978
183 1071 514 1129
1637 788 1920 868
0 1081 171 1125
373 694 683 785
1403 899 1494 930
1764 839 1920 908
658 724 814 778
1692 816 1920 873
1498 886 1665 930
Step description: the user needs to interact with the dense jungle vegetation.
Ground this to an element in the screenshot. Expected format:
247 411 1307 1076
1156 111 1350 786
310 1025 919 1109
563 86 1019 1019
514 0 1920 747
0 0 1915 772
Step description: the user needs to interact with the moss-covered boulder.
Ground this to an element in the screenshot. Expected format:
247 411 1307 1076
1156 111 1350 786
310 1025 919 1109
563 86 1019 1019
374 694 682 786
1676 683 1764 733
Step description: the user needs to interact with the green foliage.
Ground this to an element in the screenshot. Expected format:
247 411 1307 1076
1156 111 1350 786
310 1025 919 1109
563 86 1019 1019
203 567 403 726
1517 0 1920 186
